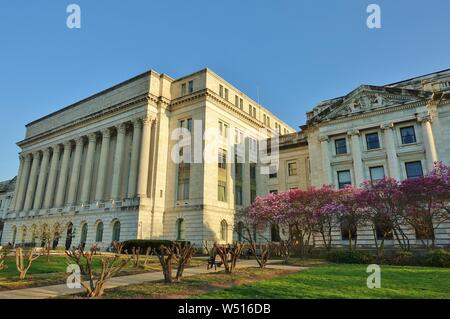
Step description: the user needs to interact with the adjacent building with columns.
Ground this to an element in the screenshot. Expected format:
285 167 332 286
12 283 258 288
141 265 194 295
1 68 294 249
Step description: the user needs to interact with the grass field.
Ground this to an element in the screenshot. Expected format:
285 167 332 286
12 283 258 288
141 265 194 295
195 264 450 299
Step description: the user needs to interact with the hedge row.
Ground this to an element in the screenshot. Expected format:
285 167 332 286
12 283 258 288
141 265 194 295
324 249 450 267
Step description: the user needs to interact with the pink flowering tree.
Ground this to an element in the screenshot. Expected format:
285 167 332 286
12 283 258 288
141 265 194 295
401 162 450 248
359 178 409 254
322 186 366 251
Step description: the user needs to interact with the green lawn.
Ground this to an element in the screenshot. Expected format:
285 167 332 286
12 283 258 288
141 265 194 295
194 264 450 299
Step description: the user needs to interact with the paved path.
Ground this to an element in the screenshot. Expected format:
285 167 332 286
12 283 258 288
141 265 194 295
0 260 306 299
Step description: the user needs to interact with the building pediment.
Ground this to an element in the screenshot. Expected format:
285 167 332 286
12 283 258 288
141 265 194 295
307 85 431 124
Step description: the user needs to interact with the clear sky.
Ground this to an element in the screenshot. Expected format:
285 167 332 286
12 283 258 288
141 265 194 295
0 0 449 181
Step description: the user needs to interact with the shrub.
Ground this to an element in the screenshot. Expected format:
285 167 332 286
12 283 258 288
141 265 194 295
423 249 450 267
388 251 418 266
324 250 375 264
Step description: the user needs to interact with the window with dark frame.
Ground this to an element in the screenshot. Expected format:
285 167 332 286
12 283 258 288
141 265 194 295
337 170 351 189
400 126 416 144
288 162 297 176
335 138 347 155
188 80 194 93
366 132 380 150
369 166 385 181
405 161 423 179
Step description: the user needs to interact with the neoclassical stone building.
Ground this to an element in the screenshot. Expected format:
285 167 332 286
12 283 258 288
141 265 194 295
1 67 450 249
1 68 293 249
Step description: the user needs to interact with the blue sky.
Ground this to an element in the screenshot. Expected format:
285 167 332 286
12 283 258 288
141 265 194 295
0 0 449 180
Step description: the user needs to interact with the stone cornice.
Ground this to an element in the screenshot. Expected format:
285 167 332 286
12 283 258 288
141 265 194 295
18 93 153 148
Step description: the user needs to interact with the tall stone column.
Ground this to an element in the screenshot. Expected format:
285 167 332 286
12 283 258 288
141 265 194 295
419 115 439 171
80 133 97 204
95 129 111 202
67 137 84 206
23 151 41 212
319 135 333 186
15 154 32 212
55 141 73 207
33 148 51 210
111 123 126 200
348 130 364 186
127 119 142 198
44 145 61 209
381 123 400 180
11 155 24 211
138 116 152 198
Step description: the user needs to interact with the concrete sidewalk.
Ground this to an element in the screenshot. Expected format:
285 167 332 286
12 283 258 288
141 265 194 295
0 260 305 299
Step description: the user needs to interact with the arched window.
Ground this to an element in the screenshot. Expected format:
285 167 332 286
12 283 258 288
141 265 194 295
176 218 184 240
236 221 244 243
21 226 27 244
11 226 17 245
80 223 88 244
112 220 121 242
65 223 74 250
96 222 104 242
220 220 228 242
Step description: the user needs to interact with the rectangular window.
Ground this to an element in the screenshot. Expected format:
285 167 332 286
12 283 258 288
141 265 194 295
224 88 229 100
239 98 243 110
235 154 243 206
188 80 194 93
181 83 187 96
218 149 227 202
219 84 224 97
235 95 239 107
269 165 278 179
405 161 423 179
269 190 278 194
250 163 257 203
366 133 380 150
369 166 385 181
400 126 416 144
263 114 266 125
288 162 298 176
177 162 190 200
335 138 347 155
337 170 351 189
218 121 228 137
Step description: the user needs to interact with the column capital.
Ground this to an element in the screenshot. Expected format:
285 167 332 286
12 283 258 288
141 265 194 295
116 123 127 134
32 151 41 158
101 128 111 139
380 122 394 130
132 118 143 128
64 140 73 149
318 135 329 143
43 148 52 156
24 153 33 162
142 114 155 125
417 113 432 123
88 133 97 143
52 144 61 154
347 129 360 136
75 137 84 146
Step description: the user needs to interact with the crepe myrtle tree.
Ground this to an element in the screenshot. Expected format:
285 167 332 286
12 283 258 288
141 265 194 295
400 162 450 249
359 178 409 255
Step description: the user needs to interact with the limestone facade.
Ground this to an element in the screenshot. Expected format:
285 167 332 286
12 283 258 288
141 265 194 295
1 68 293 249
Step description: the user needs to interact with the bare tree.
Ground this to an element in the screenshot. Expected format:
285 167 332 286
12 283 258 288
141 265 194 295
0 247 9 271
174 242 196 281
155 245 176 284
214 243 243 274
142 247 152 267
130 247 141 268
15 247 40 280
65 242 130 297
